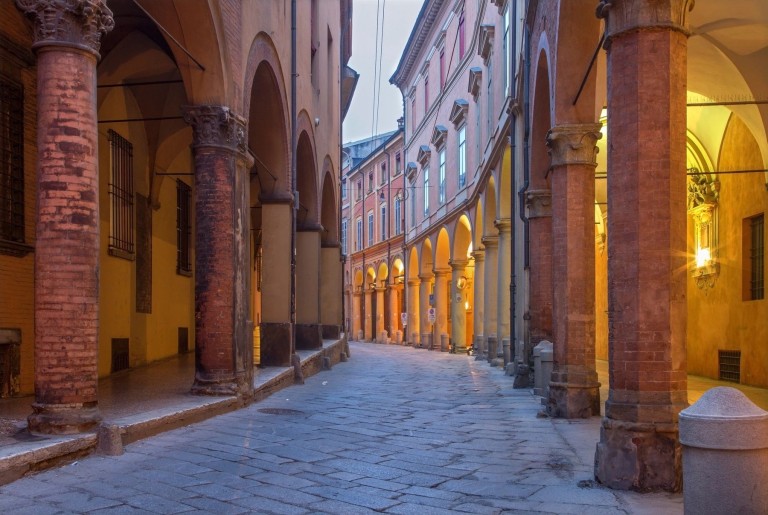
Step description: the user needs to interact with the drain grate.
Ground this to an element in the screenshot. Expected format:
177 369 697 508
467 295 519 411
257 408 305 416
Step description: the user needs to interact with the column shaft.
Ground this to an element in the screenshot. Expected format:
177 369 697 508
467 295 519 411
433 269 450 351
296 227 322 349
472 250 485 358
496 219 512 363
375 287 386 340
319 244 342 339
352 291 362 340
482 236 499 363
19 0 114 434
526 190 553 345
419 274 433 348
407 278 421 345
450 262 468 353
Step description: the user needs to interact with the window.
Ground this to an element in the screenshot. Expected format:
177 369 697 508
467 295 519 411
356 217 362 251
458 125 467 188
341 179 347 200
411 98 416 131
423 166 430 216
438 149 446 204
746 214 764 300
368 212 374 246
439 49 445 90
380 161 387 185
368 172 373 193
503 5 511 95
424 75 430 112
380 204 387 241
176 180 192 275
356 179 362 201
395 152 402 175
487 59 494 137
0 76 24 244
394 196 402 235
458 9 466 59
108 129 134 258
341 218 348 254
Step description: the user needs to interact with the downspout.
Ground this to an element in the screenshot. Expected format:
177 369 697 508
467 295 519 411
339 11 346 338
290 0 298 361
518 1 531 269
510 0 518 367
383 149 391 341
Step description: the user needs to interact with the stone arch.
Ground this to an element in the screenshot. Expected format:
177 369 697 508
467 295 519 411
377 261 389 287
320 166 338 244
420 239 434 276
530 48 552 190
392 257 405 284
296 129 319 227
408 246 420 280
483 177 498 238
473 199 484 249
435 227 451 270
453 215 473 261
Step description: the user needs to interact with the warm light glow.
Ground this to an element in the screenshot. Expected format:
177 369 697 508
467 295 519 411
464 300 470 311
696 247 711 268
467 241 473 259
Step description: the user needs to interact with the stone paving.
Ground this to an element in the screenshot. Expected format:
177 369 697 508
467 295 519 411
0 342 683 514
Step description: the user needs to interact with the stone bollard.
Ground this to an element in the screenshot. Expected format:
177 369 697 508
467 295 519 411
502 338 511 367
533 340 553 396
395 331 402 345
679 387 768 515
411 332 420 347
378 330 388 344
356 330 364 341
421 333 433 350
440 334 449 352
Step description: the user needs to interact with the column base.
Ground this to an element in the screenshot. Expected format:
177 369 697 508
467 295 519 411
260 322 293 366
28 402 101 435
421 333 433 350
546 380 601 418
594 418 682 492
321 324 341 340
486 336 498 364
473 334 485 361
191 373 250 397
296 323 322 350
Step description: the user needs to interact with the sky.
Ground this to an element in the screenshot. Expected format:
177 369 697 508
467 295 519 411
342 0 421 144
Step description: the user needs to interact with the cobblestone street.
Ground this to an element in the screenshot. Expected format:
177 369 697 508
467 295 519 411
0 343 681 514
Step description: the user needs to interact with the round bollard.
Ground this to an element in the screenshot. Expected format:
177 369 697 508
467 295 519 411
679 387 768 515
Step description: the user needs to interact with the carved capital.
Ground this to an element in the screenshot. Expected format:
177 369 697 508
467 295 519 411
546 124 602 168
494 217 512 233
449 260 468 271
470 249 485 262
597 0 695 42
183 105 247 155
16 0 114 56
525 189 552 218
481 235 499 249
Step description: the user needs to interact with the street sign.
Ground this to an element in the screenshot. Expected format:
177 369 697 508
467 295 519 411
400 312 408 325
427 307 436 323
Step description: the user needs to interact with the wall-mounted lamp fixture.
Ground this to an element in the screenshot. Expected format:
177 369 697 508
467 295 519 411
688 168 720 289
456 276 468 290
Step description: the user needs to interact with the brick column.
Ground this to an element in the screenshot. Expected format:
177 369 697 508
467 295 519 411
495 219 512 363
296 225 322 349
545 124 602 419
525 189 553 348
482 236 499 363
388 283 402 341
319 243 342 339
471 249 485 359
450 261 468 353
16 0 113 434
375 287 386 340
352 289 362 340
407 277 421 345
183 105 253 397
594 0 692 492
364 287 373 341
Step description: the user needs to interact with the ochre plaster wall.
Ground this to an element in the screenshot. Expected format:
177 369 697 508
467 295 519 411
687 114 768 387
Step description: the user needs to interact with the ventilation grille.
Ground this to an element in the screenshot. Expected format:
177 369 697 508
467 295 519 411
718 350 741 383
111 338 129 373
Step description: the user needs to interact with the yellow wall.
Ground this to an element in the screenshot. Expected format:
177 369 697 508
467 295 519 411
687 114 768 387
595 231 608 361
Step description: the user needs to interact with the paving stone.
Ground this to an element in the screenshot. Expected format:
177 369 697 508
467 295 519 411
38 490 123 512
124 493 196 514
180 495 253 514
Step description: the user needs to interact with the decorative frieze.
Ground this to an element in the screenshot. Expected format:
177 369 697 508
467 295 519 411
182 105 247 155
16 0 114 56
546 124 602 168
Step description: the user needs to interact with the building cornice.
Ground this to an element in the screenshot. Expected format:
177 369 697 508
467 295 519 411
390 0 447 89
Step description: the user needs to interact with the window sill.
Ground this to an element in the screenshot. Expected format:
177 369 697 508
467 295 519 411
0 239 34 257
108 247 135 261
177 268 193 277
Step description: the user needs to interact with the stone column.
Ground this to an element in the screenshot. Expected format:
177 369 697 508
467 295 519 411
545 124 602 419
375 286 386 341
389 283 402 342
16 0 113 433
495 219 512 363
471 249 486 359
419 273 433 348
183 105 253 396
433 268 450 351
364 287 373 341
450 261 468 353
320 243 342 339
526 189 553 351
594 0 692 492
482 236 499 363
407 278 421 346
351 290 362 339
296 225 322 349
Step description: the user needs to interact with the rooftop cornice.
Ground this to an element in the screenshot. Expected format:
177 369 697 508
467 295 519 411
390 0 447 89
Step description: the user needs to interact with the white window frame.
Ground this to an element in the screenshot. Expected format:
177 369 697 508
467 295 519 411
458 125 467 188
423 166 430 216
438 148 446 204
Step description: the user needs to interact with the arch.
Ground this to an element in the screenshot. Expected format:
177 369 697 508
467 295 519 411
453 214 473 261
435 227 451 270
377 261 389 286
296 130 319 226
473 199 484 248
498 147 512 219
320 167 338 244
483 177 498 237
530 48 552 190
420 239 434 276
408 246 420 280
366 266 377 289
392 258 405 284
247 44 290 197
354 268 364 288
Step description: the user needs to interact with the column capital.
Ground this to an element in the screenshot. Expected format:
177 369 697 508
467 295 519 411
419 273 434 282
375 286 387 292
481 235 499 249
597 0 695 43
449 259 468 271
408 278 421 286
494 218 512 233
183 105 248 155
471 249 485 262
16 0 114 57
525 189 552 218
546 124 602 168
433 267 452 278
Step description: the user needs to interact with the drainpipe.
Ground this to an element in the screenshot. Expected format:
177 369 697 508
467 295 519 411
519 1 531 270
383 149 391 342
339 11 347 337
290 0 297 357
510 0 518 364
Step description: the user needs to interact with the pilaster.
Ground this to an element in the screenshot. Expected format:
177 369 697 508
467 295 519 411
481 236 499 363
471 249 486 359
449 260 468 353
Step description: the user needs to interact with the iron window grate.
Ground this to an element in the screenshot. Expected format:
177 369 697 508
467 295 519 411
0 75 25 243
108 130 134 257
111 338 129 373
176 180 192 275
718 350 741 383
750 214 764 300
